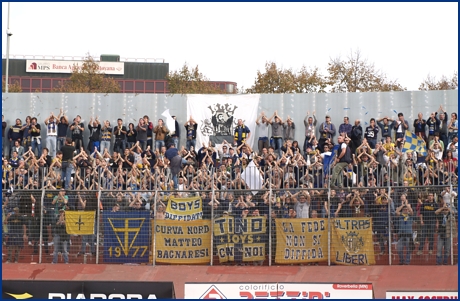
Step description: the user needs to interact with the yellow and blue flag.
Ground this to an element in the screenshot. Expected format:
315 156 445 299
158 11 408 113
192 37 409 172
402 130 427 156
65 211 95 235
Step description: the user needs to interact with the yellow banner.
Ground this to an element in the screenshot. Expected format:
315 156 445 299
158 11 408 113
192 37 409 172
275 218 328 264
214 216 267 263
65 211 95 235
165 196 203 221
154 219 212 264
331 218 376 265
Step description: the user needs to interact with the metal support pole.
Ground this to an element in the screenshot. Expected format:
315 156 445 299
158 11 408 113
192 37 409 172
39 189 45 264
5 2 11 93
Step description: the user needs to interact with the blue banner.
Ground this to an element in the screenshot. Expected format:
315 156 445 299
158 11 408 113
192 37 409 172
103 211 151 263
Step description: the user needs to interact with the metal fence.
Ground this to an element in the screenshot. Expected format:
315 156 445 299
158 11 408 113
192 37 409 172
2 165 457 266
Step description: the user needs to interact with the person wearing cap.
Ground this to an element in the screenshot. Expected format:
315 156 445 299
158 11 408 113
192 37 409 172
395 201 414 265
5 207 27 263
435 204 456 265
318 115 336 153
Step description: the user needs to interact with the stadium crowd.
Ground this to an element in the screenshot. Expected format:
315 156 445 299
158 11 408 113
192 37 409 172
1 105 458 265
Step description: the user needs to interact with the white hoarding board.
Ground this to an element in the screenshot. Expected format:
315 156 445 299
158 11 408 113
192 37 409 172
185 283 373 299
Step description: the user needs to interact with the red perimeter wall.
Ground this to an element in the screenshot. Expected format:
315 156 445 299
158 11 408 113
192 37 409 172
2 264 457 299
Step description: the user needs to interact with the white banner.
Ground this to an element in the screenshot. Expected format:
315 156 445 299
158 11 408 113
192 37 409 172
386 291 458 299
26 60 125 75
187 94 259 150
185 283 374 299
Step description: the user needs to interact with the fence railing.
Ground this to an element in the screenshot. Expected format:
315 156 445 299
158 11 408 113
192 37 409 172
2 183 457 266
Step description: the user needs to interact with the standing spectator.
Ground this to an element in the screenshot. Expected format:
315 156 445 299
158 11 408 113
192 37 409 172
364 118 379 149
100 120 112 155
86 117 101 153
8 118 23 157
52 209 69 264
2 115 7 157
268 112 283 157
350 119 363 155
377 116 395 142
21 116 32 150
233 118 251 148
448 112 458 144
153 119 169 151
70 115 84 153
303 111 317 152
330 135 352 189
395 201 414 265
76 192 97 257
413 112 427 143
339 116 352 138
60 139 76 190
143 115 154 150
255 112 270 155
437 105 449 156
435 204 456 265
426 112 440 143
184 115 198 151
44 112 59 158
318 115 336 152
283 116 295 142
113 118 127 153
417 191 437 255
5 207 26 263
29 117 42 157
394 113 409 141
126 123 137 149
170 116 180 149
56 109 69 152
136 117 148 151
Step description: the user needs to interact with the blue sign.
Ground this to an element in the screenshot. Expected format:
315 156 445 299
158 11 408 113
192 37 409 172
103 211 151 263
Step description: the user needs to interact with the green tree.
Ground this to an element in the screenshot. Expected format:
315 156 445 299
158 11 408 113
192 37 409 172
52 54 120 93
245 62 326 94
326 50 405 93
2 79 22 92
418 72 458 90
166 63 225 94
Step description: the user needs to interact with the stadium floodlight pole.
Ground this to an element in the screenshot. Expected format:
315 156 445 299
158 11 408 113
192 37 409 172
5 2 12 93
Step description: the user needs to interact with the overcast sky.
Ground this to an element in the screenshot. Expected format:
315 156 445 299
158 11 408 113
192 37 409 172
2 2 458 91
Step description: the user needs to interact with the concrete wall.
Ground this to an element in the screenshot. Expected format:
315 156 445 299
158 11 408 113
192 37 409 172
2 90 457 148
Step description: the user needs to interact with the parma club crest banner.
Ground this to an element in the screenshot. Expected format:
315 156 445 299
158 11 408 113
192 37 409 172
165 196 203 221
213 216 267 263
187 94 259 150
331 218 376 265
103 211 150 263
154 219 212 264
275 218 328 264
